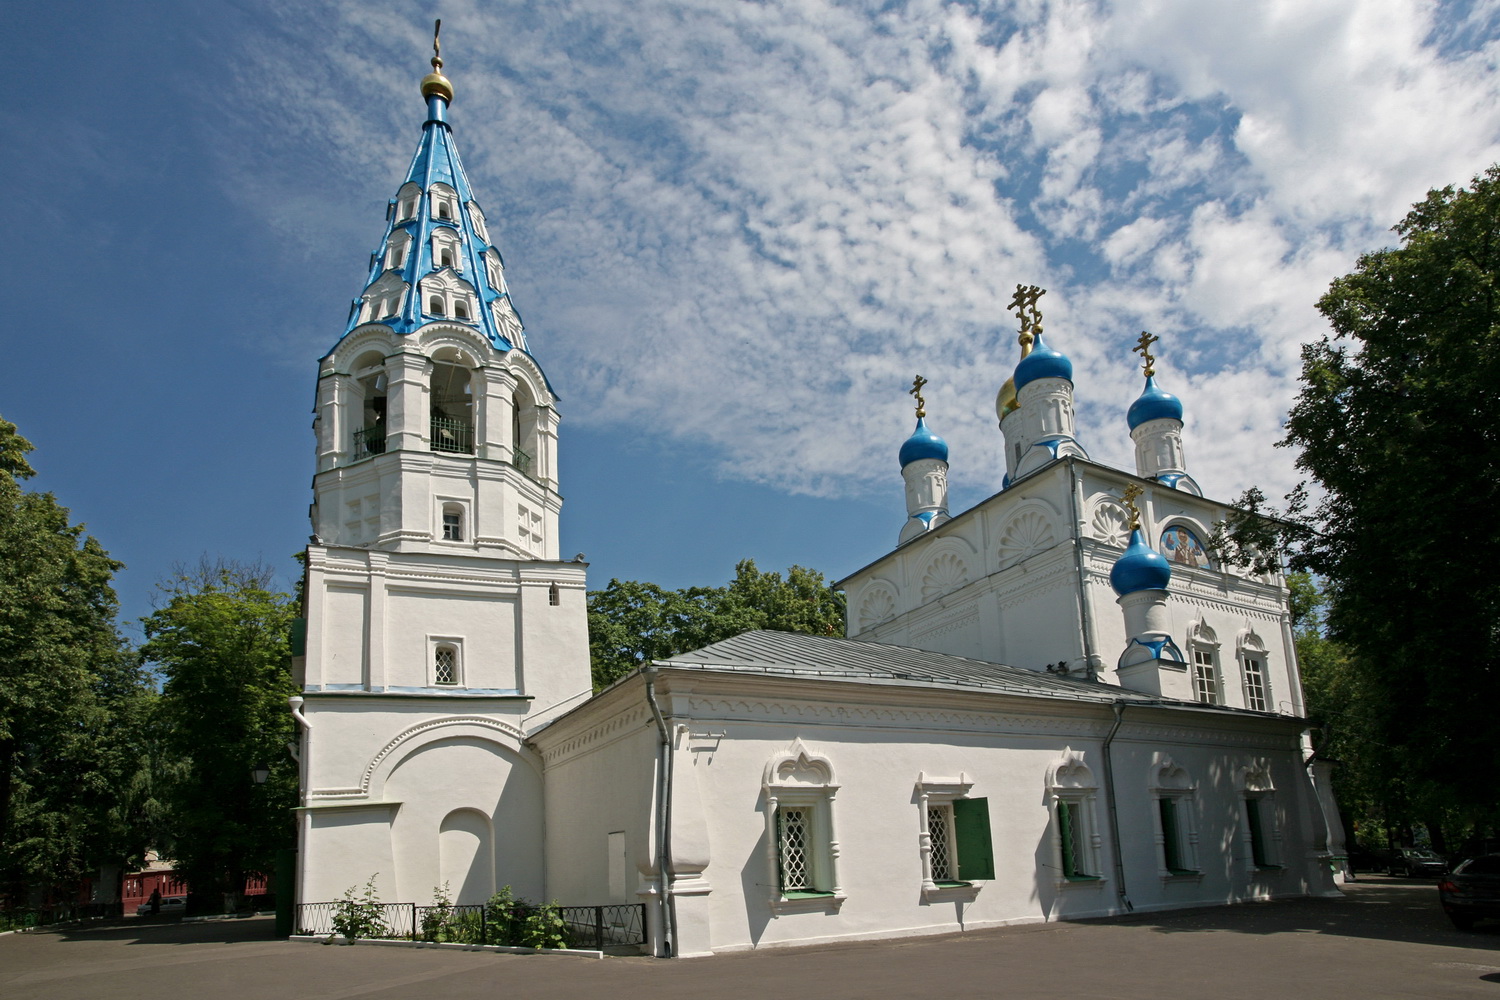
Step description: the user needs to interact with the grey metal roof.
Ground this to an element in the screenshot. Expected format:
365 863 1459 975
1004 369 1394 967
656 630 1168 707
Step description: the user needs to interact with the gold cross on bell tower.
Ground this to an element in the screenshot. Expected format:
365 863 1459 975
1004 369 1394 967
1132 331 1159 377
1008 284 1046 349
909 375 927 418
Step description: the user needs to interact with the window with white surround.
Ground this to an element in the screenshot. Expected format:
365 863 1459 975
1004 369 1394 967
1188 621 1222 705
358 273 408 325
1148 754 1200 877
1235 762 1282 871
420 273 479 325
1048 749 1104 884
430 638 462 686
1238 629 1271 712
440 502 465 542
915 772 992 898
468 201 490 243
430 183 459 222
762 740 842 911
395 183 422 222
432 228 462 271
484 249 504 292
385 231 411 271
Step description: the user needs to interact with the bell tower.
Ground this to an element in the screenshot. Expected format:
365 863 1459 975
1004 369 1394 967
293 25 592 910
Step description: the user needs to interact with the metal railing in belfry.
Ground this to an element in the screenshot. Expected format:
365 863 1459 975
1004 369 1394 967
430 416 474 454
353 425 386 458
511 446 533 475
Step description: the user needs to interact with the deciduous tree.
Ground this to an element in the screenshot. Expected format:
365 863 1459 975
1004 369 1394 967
588 559 845 689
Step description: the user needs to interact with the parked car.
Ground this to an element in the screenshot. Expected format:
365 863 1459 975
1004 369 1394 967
1439 855 1500 931
135 896 187 916
1388 848 1448 878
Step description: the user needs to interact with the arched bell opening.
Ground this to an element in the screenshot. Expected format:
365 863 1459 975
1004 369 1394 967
353 350 389 458
430 348 475 454
511 380 540 475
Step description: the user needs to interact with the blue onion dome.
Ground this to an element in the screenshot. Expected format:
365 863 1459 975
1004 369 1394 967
1127 375 1184 430
899 418 949 467
1110 528 1172 595
1013 332 1072 390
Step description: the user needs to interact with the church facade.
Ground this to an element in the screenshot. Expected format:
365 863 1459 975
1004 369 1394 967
290 45 1345 957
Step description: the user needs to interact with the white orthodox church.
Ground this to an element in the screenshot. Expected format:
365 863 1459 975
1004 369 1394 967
289 45 1346 958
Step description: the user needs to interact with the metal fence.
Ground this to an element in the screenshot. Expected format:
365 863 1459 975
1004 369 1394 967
1 901 123 931
294 900 645 950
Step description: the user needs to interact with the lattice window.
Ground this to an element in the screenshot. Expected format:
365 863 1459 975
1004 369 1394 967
1242 657 1268 711
927 806 953 881
1192 648 1220 704
776 808 810 892
1058 801 1090 877
434 646 457 685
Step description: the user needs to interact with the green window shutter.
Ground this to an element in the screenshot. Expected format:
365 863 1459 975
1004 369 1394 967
1058 801 1076 876
1159 797 1180 871
952 797 995 881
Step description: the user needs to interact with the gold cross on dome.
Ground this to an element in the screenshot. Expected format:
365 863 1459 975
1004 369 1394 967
432 19 444 69
909 375 928 418
1007 284 1046 346
1120 483 1144 530
1133 331 1159 377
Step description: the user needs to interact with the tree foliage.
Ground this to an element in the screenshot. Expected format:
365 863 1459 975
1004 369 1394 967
0 415 153 901
1222 167 1500 842
140 560 298 904
588 559 845 689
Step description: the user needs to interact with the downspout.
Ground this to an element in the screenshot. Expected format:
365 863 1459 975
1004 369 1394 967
1100 700 1132 913
643 667 676 958
287 696 311 913
1067 458 1100 680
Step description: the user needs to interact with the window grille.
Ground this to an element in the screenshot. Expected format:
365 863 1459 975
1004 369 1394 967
548 582 561 606
928 806 953 881
1059 801 1089 878
1243 657 1268 712
777 808 810 891
1192 649 1219 704
434 647 457 685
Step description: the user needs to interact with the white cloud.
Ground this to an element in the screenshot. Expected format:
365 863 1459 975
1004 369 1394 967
223 0 1500 510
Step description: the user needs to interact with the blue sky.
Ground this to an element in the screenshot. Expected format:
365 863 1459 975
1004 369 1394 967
3 0 1498 638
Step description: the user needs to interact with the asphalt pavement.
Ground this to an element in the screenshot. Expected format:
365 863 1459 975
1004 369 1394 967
2 878 1497 999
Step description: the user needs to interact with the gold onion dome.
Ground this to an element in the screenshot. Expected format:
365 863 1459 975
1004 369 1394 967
421 58 454 103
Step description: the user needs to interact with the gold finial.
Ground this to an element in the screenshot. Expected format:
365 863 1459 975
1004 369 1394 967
1007 283 1046 350
910 375 928 419
1133 331 1159 378
1120 483 1144 530
421 19 455 103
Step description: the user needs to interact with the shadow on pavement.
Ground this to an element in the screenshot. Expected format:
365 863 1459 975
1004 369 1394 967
36 913 279 948
1082 878 1500 952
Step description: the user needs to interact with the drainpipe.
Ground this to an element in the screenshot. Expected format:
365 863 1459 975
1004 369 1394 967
287 696 311 913
1067 459 1100 680
1100 700 1132 913
643 667 676 958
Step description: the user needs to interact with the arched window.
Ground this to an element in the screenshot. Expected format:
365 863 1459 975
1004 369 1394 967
429 356 473 455
1235 762 1282 871
428 295 445 316
1187 621 1221 705
762 740 842 911
395 182 422 222
548 582 560 606
353 353 388 459
1048 749 1103 885
453 299 470 321
430 184 459 223
1238 629 1271 712
1148 755 1200 878
386 231 411 270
